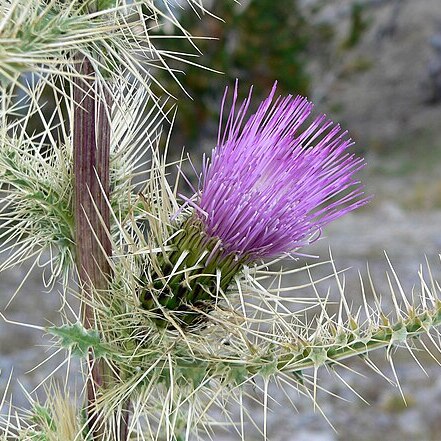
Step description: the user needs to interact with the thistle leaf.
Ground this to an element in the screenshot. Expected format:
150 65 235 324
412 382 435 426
47 323 109 358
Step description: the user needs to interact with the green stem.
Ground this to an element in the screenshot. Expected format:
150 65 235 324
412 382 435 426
248 306 441 375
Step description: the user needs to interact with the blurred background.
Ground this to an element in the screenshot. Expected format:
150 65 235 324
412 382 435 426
1 0 441 439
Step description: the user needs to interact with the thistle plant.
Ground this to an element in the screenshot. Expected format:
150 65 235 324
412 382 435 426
139 83 369 327
1 1 441 441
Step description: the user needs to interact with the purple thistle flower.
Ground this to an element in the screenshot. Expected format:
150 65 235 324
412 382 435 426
197 82 369 260
140 83 370 327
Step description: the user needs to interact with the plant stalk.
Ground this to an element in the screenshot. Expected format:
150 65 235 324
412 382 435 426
73 56 129 440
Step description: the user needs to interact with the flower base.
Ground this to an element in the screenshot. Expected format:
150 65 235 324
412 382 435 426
139 216 244 328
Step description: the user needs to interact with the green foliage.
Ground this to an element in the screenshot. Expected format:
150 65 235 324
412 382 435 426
31 404 55 433
153 1 312 143
0 103 75 283
96 0 118 10
0 0 208 90
342 3 370 49
47 323 110 358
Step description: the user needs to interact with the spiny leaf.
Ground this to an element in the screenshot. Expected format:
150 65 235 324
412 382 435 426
0 0 214 96
176 361 209 388
31 404 56 432
47 323 109 358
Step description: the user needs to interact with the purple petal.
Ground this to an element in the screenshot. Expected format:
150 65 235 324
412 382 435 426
197 82 370 260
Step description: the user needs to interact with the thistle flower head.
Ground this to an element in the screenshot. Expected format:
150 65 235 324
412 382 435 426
139 83 370 326
198 82 369 260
